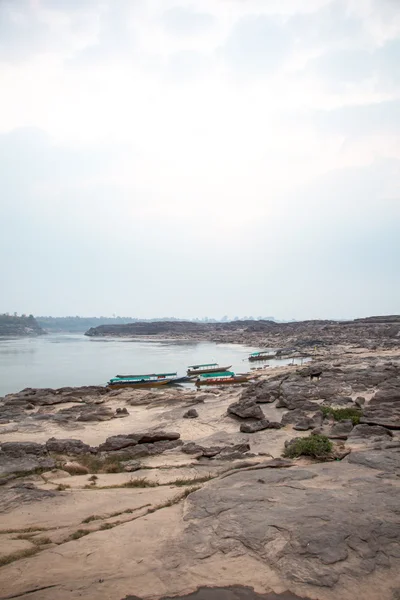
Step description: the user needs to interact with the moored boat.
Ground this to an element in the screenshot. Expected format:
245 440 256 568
115 372 177 379
248 351 276 362
195 371 251 386
187 363 232 376
107 377 170 389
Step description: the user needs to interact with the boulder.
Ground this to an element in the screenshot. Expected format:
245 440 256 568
293 418 313 431
183 409 199 419
112 439 183 459
349 424 393 439
328 420 354 439
98 434 140 452
240 381 281 404
63 462 90 475
137 431 180 444
227 399 264 420
122 460 142 472
115 407 129 417
0 441 56 477
182 441 250 459
355 396 366 407
0 442 46 457
281 409 308 426
45 438 91 455
240 420 282 433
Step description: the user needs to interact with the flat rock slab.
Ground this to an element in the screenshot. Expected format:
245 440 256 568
122 587 311 600
178 451 400 594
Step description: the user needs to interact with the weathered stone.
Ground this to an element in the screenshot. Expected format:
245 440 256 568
98 434 140 452
240 381 281 404
122 460 141 472
115 407 129 417
240 420 282 433
45 437 91 455
0 442 46 457
293 418 313 431
227 399 264 420
0 442 55 477
349 424 393 439
328 420 354 439
355 396 366 407
181 441 250 459
183 409 199 419
62 462 90 475
112 439 183 459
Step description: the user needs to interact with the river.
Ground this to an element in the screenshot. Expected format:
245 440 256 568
0 334 306 397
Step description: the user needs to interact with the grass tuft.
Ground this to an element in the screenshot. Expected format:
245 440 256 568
320 406 362 425
81 515 102 524
283 434 333 459
69 529 91 540
32 536 52 546
169 475 214 487
0 527 47 535
121 477 158 488
147 486 201 513
99 522 118 530
56 483 70 491
0 548 39 567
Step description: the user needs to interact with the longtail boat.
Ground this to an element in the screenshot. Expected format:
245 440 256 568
248 351 276 362
109 373 193 388
187 363 232 376
116 372 177 379
195 371 251 386
107 377 169 389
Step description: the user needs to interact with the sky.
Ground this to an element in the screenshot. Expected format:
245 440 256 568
0 0 399 320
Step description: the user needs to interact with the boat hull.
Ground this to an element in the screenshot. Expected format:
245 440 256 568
107 380 169 389
195 375 250 386
166 376 193 384
249 355 275 362
187 365 231 376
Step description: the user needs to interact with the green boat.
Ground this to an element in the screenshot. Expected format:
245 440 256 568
115 372 177 379
195 371 251 386
187 363 231 375
248 351 276 362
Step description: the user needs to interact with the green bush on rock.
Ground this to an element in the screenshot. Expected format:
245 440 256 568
283 434 333 459
320 406 362 425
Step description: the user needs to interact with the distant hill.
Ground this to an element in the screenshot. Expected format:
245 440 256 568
36 316 137 333
84 319 278 338
0 314 45 337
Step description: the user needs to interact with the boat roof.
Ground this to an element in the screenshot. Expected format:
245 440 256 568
199 371 234 378
188 363 218 369
115 372 177 379
250 351 273 356
109 375 172 383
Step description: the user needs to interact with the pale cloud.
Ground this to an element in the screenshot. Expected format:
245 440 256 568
0 0 399 318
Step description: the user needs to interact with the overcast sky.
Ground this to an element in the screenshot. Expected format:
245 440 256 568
0 0 399 320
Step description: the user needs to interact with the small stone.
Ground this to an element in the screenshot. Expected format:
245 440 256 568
183 409 199 419
63 462 89 475
123 460 141 472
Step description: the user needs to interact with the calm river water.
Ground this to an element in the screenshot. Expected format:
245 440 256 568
0 334 303 397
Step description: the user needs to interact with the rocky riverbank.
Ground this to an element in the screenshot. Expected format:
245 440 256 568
0 344 399 600
84 316 400 351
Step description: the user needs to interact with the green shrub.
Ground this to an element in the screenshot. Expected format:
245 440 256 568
0 548 39 567
283 434 333 459
320 406 362 425
69 529 90 540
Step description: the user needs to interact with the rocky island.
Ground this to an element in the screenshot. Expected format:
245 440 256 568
0 317 399 600
0 314 45 337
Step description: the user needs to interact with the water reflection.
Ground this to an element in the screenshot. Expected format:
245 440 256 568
0 333 310 397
